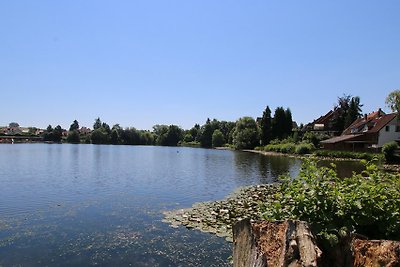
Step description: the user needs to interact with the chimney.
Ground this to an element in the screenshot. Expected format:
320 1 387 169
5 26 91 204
364 114 367 121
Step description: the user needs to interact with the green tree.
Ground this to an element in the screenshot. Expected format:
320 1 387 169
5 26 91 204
9 122 19 128
344 96 363 128
212 129 225 148
165 125 183 146
183 133 194 143
102 122 111 134
219 121 235 145
260 106 272 145
43 125 54 141
69 120 79 132
91 128 110 144
153 125 169 146
110 124 123 145
386 90 400 114
121 127 140 145
271 107 287 140
67 130 80 144
93 117 102 130
199 119 214 148
284 108 293 138
332 94 351 133
53 125 63 143
110 130 120 144
189 124 200 141
140 131 155 145
232 117 259 150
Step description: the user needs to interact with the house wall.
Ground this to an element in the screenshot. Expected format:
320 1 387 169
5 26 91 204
377 118 400 147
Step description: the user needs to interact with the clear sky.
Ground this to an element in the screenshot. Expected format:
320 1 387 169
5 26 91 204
1 1 399 130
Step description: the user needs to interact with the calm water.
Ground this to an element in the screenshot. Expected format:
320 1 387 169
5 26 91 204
0 144 360 266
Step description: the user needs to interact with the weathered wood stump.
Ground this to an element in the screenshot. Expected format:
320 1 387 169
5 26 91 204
233 219 400 267
233 219 322 267
352 239 400 267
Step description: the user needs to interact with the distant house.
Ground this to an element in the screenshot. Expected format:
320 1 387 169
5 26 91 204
5 126 22 135
35 129 44 136
79 127 92 135
321 109 400 151
304 108 343 136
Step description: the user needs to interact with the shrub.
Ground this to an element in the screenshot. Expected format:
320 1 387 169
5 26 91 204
261 160 400 248
280 143 296 153
295 143 314 154
313 150 382 161
382 141 400 163
264 142 314 155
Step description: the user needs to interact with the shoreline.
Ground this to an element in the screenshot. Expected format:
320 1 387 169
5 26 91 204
244 149 400 171
162 184 278 242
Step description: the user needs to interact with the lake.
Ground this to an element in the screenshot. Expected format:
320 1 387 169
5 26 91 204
0 144 361 266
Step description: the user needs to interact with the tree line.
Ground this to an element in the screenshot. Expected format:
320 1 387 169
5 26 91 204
42 90 400 150
42 105 295 150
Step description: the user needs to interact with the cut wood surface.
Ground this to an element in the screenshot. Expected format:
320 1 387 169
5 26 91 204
232 219 400 267
233 219 321 267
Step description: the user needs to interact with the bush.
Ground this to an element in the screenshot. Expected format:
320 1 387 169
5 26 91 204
382 141 400 163
264 141 314 155
295 143 314 155
313 150 382 161
261 160 400 248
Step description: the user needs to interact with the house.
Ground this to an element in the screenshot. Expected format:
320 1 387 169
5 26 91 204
304 108 343 136
79 127 92 135
321 109 400 151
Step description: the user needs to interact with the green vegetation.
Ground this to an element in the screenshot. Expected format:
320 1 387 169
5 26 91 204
313 149 382 161
382 141 400 163
261 160 400 248
11 92 399 154
232 117 259 150
271 107 293 140
212 129 225 148
66 130 80 144
332 94 363 132
259 106 272 146
43 125 63 143
302 131 330 148
257 138 315 155
386 89 400 113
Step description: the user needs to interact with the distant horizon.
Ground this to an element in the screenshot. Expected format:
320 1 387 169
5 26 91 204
1 1 399 131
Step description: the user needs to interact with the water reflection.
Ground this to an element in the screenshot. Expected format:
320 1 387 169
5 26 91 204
233 151 301 184
317 160 365 178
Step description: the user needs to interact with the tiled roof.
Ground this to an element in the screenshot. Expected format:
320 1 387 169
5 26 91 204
321 134 363 144
342 111 397 135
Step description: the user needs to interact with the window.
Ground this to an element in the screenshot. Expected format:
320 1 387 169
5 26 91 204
385 125 390 132
396 126 400 132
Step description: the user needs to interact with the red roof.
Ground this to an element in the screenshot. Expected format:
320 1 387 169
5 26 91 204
320 134 363 144
342 110 397 135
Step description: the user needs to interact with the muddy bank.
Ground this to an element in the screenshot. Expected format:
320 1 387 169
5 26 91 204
162 184 278 242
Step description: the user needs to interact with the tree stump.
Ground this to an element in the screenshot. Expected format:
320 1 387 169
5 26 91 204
233 219 322 267
352 239 400 267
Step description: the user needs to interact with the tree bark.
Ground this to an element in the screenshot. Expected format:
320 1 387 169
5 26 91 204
233 219 322 267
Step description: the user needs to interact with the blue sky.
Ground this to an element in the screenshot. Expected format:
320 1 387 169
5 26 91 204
1 1 399 130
